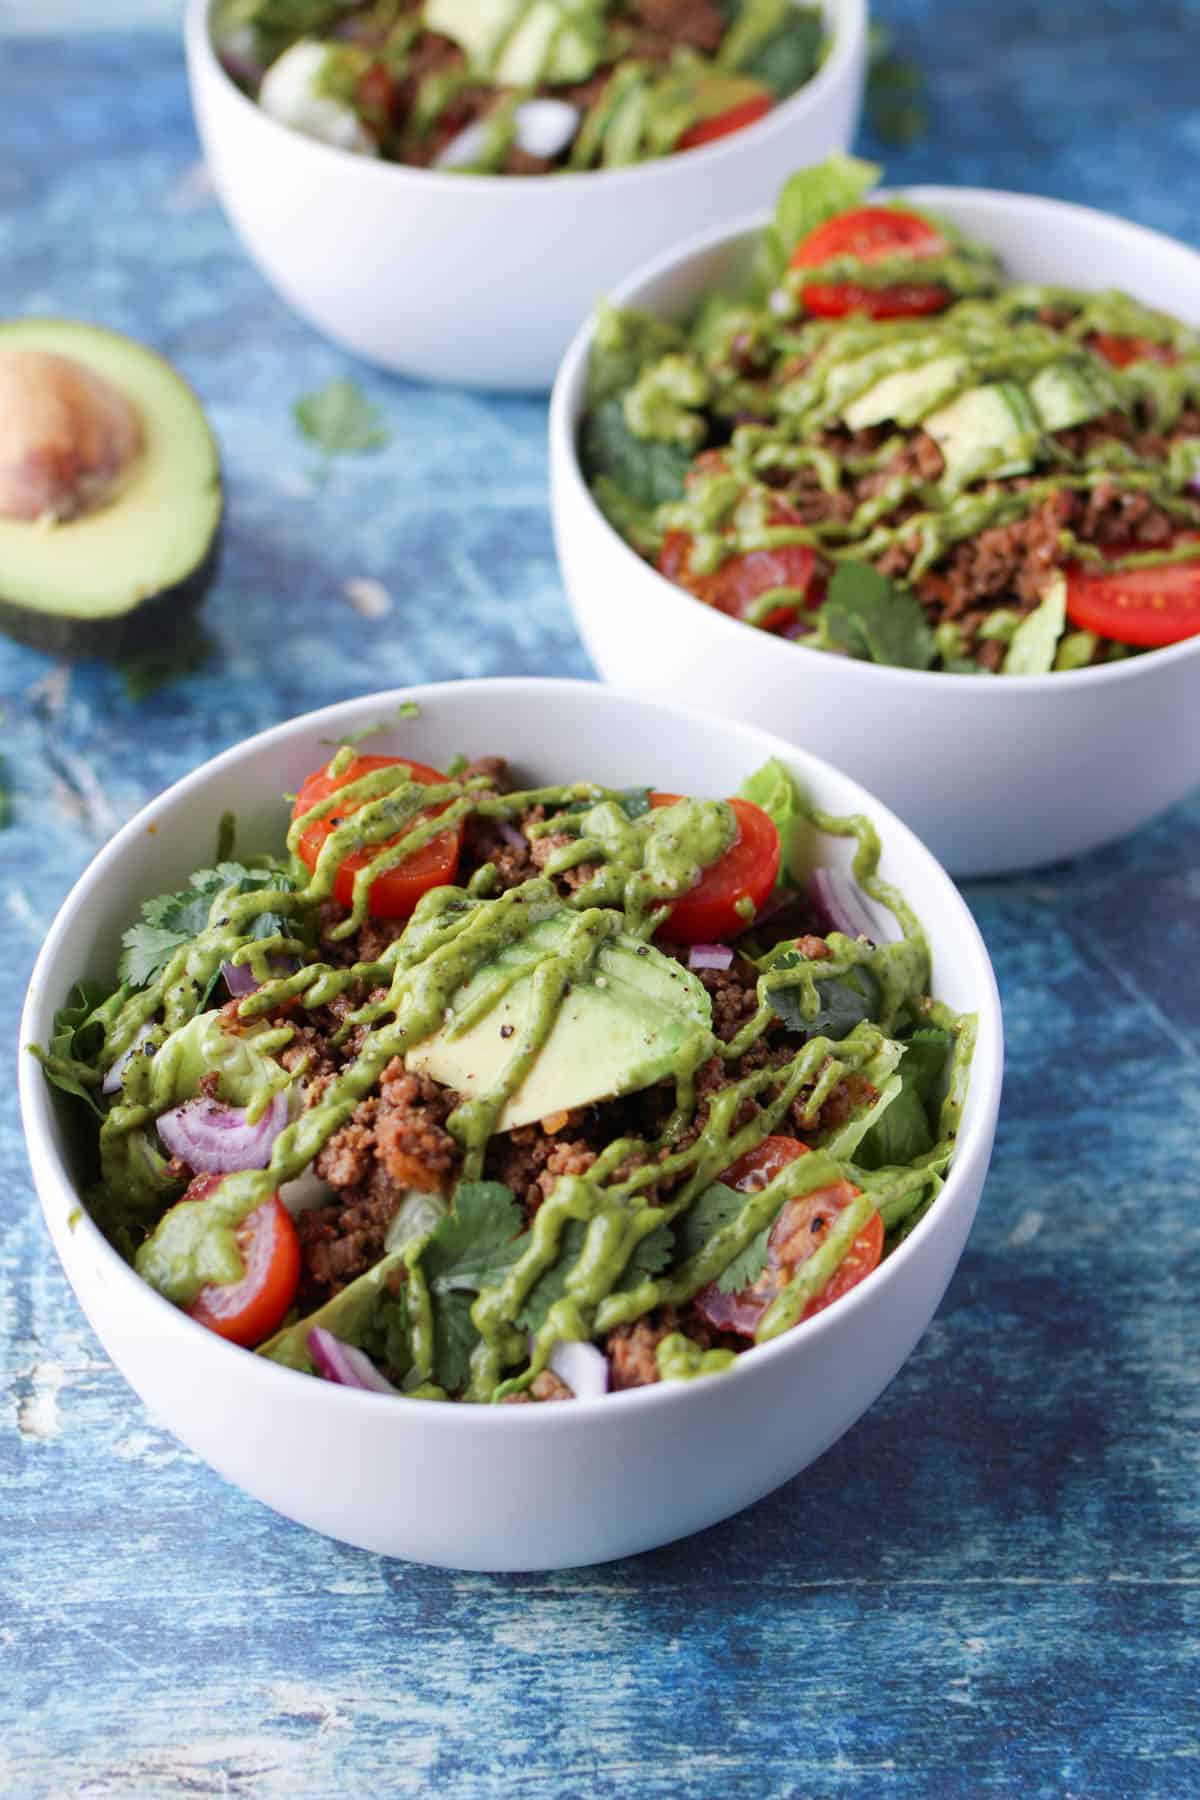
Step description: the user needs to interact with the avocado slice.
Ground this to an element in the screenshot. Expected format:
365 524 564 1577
0 319 221 657
406 911 715 1131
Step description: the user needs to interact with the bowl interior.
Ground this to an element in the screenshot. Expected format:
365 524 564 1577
191 0 864 191
20 680 1003 1441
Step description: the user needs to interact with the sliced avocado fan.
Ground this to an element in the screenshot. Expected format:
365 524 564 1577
0 318 222 657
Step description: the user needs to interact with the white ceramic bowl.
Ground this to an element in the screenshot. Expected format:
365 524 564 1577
550 191 1200 875
19 678 1002 1571
184 0 866 391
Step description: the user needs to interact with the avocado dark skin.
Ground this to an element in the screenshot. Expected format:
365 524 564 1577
0 321 223 660
0 525 222 660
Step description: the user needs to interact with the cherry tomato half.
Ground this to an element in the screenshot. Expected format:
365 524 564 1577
650 792 780 942
791 205 949 321
658 529 816 634
693 1137 883 1337
1065 556 1200 649
293 754 462 919
184 1177 301 1349
676 93 773 152
1089 333 1178 370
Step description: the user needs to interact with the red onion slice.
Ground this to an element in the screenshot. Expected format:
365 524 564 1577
497 821 527 853
688 943 734 971
548 1339 609 1399
309 1328 398 1394
221 954 299 998
809 868 882 944
156 1088 289 1173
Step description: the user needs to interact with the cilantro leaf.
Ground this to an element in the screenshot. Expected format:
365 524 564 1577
818 561 936 671
294 377 390 459
673 1180 774 1293
118 861 293 990
580 396 692 511
516 1214 674 1334
856 1027 953 1170
768 957 881 1040
421 1181 526 1392
424 1181 526 1293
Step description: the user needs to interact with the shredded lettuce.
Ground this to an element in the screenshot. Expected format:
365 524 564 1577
1002 573 1067 675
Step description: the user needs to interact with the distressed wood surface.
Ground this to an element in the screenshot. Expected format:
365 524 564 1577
2 8 1199 1795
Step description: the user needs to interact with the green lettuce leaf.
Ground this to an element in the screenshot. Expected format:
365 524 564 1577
579 396 693 510
739 756 803 886
753 153 881 291
856 1026 953 1169
1002 573 1067 675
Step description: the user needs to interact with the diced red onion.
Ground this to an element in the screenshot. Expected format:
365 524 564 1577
497 821 527 853
156 1088 288 1173
309 1328 398 1394
101 1024 153 1096
780 616 816 641
547 1339 609 1400
809 868 881 944
221 954 299 998
688 943 734 971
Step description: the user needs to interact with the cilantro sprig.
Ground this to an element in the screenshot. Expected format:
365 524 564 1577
816 561 936 671
419 1181 527 1392
294 377 391 460
516 1214 674 1333
118 861 294 990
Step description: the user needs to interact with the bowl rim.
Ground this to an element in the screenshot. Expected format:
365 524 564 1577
18 676 1003 1430
185 0 866 194
549 185 1200 692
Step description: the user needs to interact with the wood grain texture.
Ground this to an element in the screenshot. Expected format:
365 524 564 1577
1 9 1198 1796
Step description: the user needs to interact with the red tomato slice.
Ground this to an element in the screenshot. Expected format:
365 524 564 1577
693 1138 883 1337
800 282 951 321
650 792 780 942
1064 556 1200 648
658 498 817 634
293 754 462 919
1090 333 1178 370
185 1180 300 1349
791 205 948 321
676 93 773 151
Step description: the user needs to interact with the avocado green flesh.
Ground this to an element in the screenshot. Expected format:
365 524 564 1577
0 319 221 652
407 912 714 1130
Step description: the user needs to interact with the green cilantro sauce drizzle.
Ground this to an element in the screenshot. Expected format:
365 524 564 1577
599 271 1200 611
53 757 970 1403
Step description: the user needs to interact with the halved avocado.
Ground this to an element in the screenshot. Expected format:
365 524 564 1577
0 319 221 657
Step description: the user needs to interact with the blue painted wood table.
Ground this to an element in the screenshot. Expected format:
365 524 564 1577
2 5 1198 1793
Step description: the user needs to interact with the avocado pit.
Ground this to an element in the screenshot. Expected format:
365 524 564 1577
0 347 144 522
